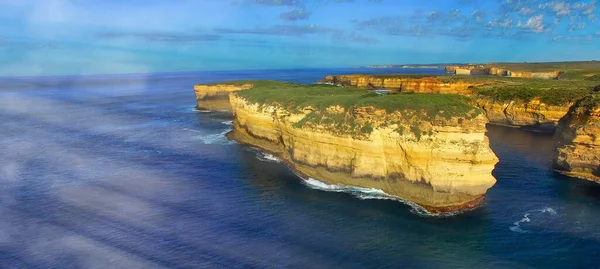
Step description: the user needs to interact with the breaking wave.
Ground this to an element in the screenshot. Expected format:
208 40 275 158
300 177 462 217
510 207 558 233
256 152 281 163
188 129 234 145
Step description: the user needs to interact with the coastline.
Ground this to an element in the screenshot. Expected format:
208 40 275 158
226 125 487 216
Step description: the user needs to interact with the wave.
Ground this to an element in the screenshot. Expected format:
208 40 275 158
190 129 234 145
509 207 558 233
300 177 462 217
256 152 281 163
221 120 233 126
245 147 474 217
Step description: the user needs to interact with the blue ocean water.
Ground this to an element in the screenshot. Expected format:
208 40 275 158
1 68 600 268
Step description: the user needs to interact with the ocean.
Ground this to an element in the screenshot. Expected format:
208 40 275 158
1 68 600 268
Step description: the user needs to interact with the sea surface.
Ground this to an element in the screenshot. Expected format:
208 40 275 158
1 68 600 268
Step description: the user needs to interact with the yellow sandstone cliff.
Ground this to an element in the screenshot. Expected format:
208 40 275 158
193 83 253 110
507 71 562 79
321 74 572 130
227 93 499 214
476 97 572 131
554 93 600 181
319 75 491 95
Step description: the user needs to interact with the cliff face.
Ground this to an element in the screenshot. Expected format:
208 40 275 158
320 74 573 130
228 94 499 214
507 71 562 79
193 83 252 110
444 65 561 79
319 75 491 95
553 94 600 181
476 97 572 131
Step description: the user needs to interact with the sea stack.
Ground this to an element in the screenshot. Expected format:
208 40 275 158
206 81 500 214
553 92 600 182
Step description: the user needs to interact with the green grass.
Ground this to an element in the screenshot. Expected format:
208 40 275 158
473 78 596 105
326 74 599 106
235 81 478 117
225 80 482 136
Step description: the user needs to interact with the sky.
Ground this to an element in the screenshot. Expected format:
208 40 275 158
0 0 599 76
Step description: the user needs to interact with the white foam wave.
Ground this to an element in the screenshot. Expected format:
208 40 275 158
300 177 454 217
221 120 233 126
256 152 281 163
191 129 234 145
509 207 557 233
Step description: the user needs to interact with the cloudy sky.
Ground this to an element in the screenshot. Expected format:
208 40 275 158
1 0 599 76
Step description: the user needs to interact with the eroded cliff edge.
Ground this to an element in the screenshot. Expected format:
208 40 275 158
554 93 600 181
225 82 498 214
193 83 252 110
320 75 593 131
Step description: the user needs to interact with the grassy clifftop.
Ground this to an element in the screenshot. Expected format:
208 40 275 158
233 80 480 120
323 74 598 106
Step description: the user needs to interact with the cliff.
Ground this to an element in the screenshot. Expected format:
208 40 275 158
193 83 252 110
320 74 590 131
444 65 562 79
226 82 499 214
476 97 572 131
318 75 493 95
553 93 600 181
507 71 562 79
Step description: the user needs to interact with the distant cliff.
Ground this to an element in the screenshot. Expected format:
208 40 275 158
320 74 587 131
193 83 252 110
223 81 499 214
554 93 600 181
445 65 562 79
318 75 493 95
476 98 572 131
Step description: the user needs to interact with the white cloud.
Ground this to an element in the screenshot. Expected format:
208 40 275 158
518 15 546 33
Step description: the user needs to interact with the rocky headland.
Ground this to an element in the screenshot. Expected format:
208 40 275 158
320 74 594 131
553 92 600 182
196 81 500 214
193 82 252 110
445 64 562 79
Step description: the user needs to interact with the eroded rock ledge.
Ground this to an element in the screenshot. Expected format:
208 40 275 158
319 74 588 131
222 82 499 214
554 93 600 182
193 83 252 110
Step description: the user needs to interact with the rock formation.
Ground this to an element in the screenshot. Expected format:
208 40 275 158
507 71 562 79
193 83 253 110
320 74 574 130
476 97 572 131
444 65 562 79
318 75 492 95
227 90 499 214
553 93 600 181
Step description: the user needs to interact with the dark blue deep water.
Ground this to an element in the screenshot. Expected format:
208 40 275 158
1 68 600 268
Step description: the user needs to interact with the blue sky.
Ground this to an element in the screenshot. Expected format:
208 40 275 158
1 0 599 76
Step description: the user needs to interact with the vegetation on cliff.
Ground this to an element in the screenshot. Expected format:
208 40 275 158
230 80 482 137
473 78 596 105
324 73 597 106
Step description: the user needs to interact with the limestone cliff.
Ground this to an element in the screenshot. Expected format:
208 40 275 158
228 93 499 214
319 75 492 95
444 65 562 79
507 71 562 79
476 97 572 131
193 83 252 110
553 93 600 181
320 74 577 130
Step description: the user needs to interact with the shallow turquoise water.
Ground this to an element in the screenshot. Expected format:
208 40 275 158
1 68 600 268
